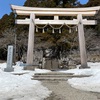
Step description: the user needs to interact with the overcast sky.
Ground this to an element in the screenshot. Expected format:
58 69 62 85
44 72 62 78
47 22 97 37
0 0 88 19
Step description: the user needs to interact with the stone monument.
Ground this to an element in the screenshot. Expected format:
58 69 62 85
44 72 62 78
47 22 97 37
4 45 14 72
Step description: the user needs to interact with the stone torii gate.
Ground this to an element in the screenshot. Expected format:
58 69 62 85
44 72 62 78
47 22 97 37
11 5 100 69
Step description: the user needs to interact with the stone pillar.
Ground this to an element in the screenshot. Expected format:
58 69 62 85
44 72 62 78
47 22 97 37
77 14 88 68
26 13 35 69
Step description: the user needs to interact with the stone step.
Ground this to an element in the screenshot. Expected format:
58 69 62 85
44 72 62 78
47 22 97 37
32 72 91 81
32 77 68 81
34 75 72 77
34 72 74 75
34 74 91 78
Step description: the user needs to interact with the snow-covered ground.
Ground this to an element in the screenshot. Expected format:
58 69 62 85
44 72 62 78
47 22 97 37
60 62 100 93
0 62 100 100
0 62 51 100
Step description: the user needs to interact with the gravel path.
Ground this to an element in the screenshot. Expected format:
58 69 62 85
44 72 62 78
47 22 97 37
42 81 100 100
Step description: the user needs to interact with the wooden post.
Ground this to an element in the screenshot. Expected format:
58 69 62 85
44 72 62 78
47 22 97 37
77 14 88 68
54 15 59 20
26 13 35 66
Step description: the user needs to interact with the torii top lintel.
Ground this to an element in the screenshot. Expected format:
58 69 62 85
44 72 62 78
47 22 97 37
11 5 100 16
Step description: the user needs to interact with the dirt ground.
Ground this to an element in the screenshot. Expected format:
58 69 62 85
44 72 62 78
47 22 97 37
42 81 100 100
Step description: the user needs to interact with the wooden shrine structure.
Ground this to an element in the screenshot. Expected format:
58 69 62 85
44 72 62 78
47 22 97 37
11 5 100 69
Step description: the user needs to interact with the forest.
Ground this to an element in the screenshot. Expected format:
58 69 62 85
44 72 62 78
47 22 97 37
0 0 100 60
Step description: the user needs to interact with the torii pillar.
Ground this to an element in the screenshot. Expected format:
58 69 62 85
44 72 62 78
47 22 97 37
24 13 35 70
77 14 88 68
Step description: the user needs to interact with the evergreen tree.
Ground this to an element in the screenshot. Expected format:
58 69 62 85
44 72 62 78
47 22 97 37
51 0 79 7
24 0 79 8
86 0 100 7
24 0 40 7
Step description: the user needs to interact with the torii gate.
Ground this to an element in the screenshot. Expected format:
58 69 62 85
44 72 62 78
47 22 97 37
11 5 100 69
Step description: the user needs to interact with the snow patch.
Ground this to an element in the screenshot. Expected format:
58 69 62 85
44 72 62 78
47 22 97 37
0 62 51 100
67 62 100 92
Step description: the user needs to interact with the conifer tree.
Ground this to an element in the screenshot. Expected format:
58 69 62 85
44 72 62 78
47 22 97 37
86 0 100 7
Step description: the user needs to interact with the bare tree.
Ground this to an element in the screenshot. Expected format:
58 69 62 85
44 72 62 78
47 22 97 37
85 28 97 50
0 28 28 61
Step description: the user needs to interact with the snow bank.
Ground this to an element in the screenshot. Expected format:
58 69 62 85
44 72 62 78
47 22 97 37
67 62 100 92
0 63 51 100
68 72 100 92
0 63 7 70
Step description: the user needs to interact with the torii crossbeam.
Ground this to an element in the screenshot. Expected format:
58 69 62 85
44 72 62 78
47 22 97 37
11 5 100 69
